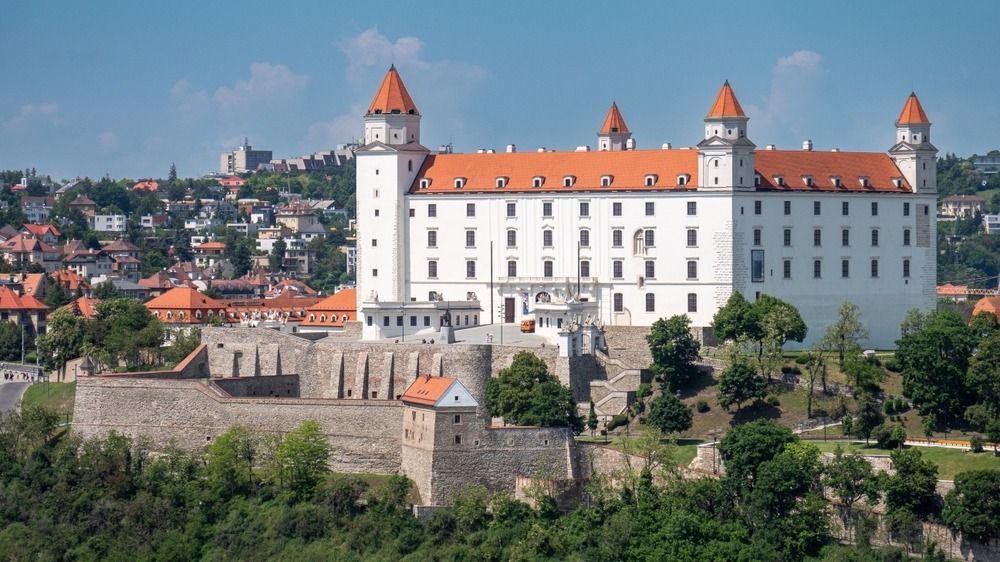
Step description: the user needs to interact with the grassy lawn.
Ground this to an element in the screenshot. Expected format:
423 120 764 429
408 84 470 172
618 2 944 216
810 440 1000 479
20 382 75 422
577 436 703 468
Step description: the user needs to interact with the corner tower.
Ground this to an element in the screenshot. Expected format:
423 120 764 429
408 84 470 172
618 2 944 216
597 102 632 151
889 93 937 193
697 81 755 189
364 64 421 146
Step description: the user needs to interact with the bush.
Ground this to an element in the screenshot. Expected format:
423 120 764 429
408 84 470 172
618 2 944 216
895 398 908 413
883 357 902 372
636 383 652 400
791 366 801 375
781 366 793 375
874 423 906 449
970 436 985 453
606 414 628 431
794 355 811 365
696 400 710 413
765 395 780 408
632 400 645 415
884 400 896 415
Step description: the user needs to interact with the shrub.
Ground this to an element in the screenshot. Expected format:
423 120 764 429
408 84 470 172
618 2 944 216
632 400 645 415
791 366 801 375
607 414 628 431
765 395 780 408
781 366 794 375
874 423 906 449
696 400 710 413
636 383 652 400
970 436 985 453
884 400 896 415
895 398 908 413
883 357 902 372
794 355 810 365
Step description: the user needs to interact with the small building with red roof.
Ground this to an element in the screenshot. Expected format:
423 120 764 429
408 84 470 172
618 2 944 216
132 180 160 192
300 287 357 331
0 285 49 336
145 287 228 324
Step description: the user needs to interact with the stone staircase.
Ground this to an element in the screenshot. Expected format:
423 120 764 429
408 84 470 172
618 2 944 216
578 348 651 419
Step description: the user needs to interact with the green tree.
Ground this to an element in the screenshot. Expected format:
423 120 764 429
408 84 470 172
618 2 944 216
968 311 999 340
646 314 701 390
586 401 598 437
967 332 1000 418
486 351 582 431
854 394 884 445
711 291 760 342
942 470 1000 542
44 281 70 309
93 280 121 299
269 237 287 272
841 352 884 395
821 302 869 367
35 308 86 373
719 419 795 486
883 448 938 521
896 309 976 425
168 163 177 182
646 392 692 435
824 447 881 515
205 425 262 497
717 361 767 412
0 322 23 361
273 420 331 496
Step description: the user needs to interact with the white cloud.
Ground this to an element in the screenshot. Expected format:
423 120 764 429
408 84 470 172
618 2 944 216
744 50 825 139
305 28 487 148
3 102 65 129
213 62 309 109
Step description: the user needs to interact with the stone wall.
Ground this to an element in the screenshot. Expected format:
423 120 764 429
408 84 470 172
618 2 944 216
213 374 300 398
73 376 403 474
602 326 653 368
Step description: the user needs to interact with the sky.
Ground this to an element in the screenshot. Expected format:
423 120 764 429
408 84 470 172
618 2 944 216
1 0 998 182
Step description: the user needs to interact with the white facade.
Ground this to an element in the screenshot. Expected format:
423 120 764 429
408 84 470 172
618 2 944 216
88 214 126 232
354 69 937 349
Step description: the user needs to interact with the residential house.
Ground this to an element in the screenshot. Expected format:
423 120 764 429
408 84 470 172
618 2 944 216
145 287 228 324
68 194 97 217
299 223 328 243
20 223 60 245
275 200 318 233
984 214 1000 234
1 234 62 272
0 285 48 336
265 277 317 298
140 214 170 229
941 194 985 218
192 241 226 268
132 180 160 192
90 276 149 300
300 287 357 331
63 249 114 279
54 179 85 200
49 269 91 296
89 214 127 232
21 196 54 223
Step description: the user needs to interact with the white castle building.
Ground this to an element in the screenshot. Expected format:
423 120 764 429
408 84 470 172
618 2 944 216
355 66 937 349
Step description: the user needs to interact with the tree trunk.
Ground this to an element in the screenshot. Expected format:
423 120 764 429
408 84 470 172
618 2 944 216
821 364 828 394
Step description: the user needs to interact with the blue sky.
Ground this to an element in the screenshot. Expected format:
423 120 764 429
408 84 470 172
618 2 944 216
1 0 997 181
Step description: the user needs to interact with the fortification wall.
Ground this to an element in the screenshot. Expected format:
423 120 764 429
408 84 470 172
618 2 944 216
213 374 300 398
73 376 403 474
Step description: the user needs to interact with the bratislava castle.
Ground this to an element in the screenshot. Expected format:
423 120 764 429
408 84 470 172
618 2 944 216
355 66 936 349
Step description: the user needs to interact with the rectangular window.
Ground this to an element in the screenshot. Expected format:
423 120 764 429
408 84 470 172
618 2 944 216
871 229 879 247
427 230 437 247
454 435 462 445
543 230 553 247
871 259 879 278
543 260 553 278
506 202 516 217
612 202 622 216
841 259 849 278
506 230 516 247
428 260 437 278
613 229 623 247
903 202 910 217
410 316 417 327
409 208 415 217
645 202 655 216
466 203 475 217
428 204 436 217
687 260 697 279
687 229 697 247
813 228 821 247
871 202 878 216
645 260 655 279
466 260 476 278
687 201 697 216
842 201 849 216
842 229 849 247
645 293 655 312
783 228 791 247
687 293 697 313
903 228 911 246
613 260 623 279
507 260 517 277
751 250 764 282
753 228 762 246
383 316 390 326
371 239 377 247
423 316 430 327
813 259 822 279
580 201 590 217
814 201 821 215
542 202 553 217
784 201 791 215
613 293 623 312
903 259 911 278
644 229 655 247
367 316 373 326
580 260 590 278
754 200 762 215
580 230 590 247
396 316 403 327
465 230 476 247
783 259 791 279
372 268 378 277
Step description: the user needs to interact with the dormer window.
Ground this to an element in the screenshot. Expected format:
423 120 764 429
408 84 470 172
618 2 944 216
774 175 785 187
532 176 544 188
419 178 431 189
754 174 761 187
831 176 842 188
859 176 870 188
644 175 657 187
563 176 576 187
454 177 466 189
677 174 689 186
803 176 814 187
601 175 613 187
496 176 508 188
892 177 903 189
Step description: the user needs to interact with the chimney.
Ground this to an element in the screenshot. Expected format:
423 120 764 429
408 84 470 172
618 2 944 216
506 144 516 153
575 146 590 152
831 148 840 152
537 147 546 152
625 138 636 150
661 143 672 150
765 144 776 150
802 139 813 151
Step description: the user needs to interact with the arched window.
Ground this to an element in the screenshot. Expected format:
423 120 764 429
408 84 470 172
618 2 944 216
644 175 657 187
601 175 613 187
496 177 508 188
563 176 575 187
532 176 544 188
419 178 430 189
453 177 466 189
677 175 688 186
320 314 326 322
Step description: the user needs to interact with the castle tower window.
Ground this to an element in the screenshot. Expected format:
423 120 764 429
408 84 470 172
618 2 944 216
532 176 544 188
454 177 466 189
419 178 430 189
601 175 613 187
543 260 554 278
644 175 657 186
563 176 575 187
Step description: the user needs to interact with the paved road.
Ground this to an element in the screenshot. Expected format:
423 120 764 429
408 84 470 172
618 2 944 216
0 382 30 412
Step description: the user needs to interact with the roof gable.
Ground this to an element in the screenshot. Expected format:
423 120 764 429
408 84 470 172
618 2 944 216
401 376 478 408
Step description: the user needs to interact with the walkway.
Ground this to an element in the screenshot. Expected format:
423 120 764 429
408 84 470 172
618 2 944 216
0 381 30 412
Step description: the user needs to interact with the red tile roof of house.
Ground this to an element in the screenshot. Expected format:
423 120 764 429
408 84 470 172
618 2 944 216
266 278 318 298
146 287 227 311
140 271 181 290
936 284 968 297
897 92 930 125
195 241 226 251
599 102 629 134
973 297 1000 318
132 180 160 192
102 239 141 253
1 234 43 254
50 270 89 291
367 65 419 116
0 286 48 310
706 80 746 118
22 273 45 297
401 375 456 407
69 296 99 319
21 223 60 238
302 288 357 326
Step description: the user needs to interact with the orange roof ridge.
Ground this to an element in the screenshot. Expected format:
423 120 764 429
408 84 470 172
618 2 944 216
706 80 746 119
896 92 930 125
599 102 629 134
367 65 419 116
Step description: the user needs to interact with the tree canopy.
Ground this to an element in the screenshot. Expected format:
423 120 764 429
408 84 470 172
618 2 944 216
646 314 701 390
486 351 582 431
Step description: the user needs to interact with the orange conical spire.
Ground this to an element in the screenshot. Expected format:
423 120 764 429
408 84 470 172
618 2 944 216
896 92 930 125
706 80 746 119
599 102 630 134
367 65 419 116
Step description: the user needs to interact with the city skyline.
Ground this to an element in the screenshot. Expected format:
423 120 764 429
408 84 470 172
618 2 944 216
2 0 998 180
